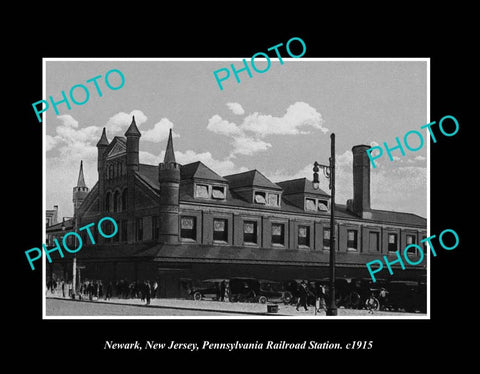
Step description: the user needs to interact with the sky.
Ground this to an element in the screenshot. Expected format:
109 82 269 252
45 59 428 220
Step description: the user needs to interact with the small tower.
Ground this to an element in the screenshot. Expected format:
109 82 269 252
158 129 180 244
73 160 89 216
124 116 141 242
96 127 109 213
125 116 141 172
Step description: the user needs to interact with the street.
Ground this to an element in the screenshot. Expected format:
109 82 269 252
45 296 425 317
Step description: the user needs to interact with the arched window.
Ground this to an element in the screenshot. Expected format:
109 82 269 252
105 191 111 212
113 190 120 212
122 188 128 211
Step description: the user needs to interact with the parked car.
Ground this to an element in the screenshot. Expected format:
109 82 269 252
189 278 225 301
384 280 426 313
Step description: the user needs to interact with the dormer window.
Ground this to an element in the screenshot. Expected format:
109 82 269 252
268 193 279 207
254 191 266 204
305 198 317 211
194 183 227 200
212 186 226 200
195 184 210 198
318 200 329 211
253 190 280 207
304 197 330 212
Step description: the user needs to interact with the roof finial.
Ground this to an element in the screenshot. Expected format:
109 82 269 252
77 160 87 188
163 128 176 164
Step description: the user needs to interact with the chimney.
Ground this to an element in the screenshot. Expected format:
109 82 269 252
351 145 372 219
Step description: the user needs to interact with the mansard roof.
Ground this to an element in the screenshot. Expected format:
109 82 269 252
277 177 330 196
224 170 282 191
181 161 227 182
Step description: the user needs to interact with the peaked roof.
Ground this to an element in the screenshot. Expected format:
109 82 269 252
163 129 176 164
181 161 227 182
76 161 87 188
224 170 282 190
96 127 109 146
124 116 141 137
277 177 330 196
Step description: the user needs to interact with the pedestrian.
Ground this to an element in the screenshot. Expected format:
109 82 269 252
144 281 151 305
220 280 226 302
296 281 309 311
151 281 158 299
105 281 112 300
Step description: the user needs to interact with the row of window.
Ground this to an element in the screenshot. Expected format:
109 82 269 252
105 189 127 213
194 184 281 207
106 161 125 180
71 215 424 255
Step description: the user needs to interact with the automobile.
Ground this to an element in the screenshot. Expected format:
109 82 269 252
228 278 292 304
228 278 259 303
384 280 426 313
258 279 292 304
189 278 226 301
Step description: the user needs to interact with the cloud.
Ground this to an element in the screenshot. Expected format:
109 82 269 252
46 135 59 152
231 136 272 156
142 118 179 143
106 109 148 134
226 102 245 115
207 101 328 158
240 102 328 136
207 114 242 137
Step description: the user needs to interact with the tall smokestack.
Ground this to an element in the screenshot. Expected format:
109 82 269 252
351 145 372 219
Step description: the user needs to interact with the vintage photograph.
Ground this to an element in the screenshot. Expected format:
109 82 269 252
43 58 428 318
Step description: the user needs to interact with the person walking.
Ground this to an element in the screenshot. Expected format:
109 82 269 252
296 281 309 311
144 281 151 305
220 280 226 302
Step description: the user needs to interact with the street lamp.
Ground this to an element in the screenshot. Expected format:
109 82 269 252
312 133 337 316
63 218 77 299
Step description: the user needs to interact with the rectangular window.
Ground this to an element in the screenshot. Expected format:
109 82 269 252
323 228 331 249
369 231 380 252
211 186 226 200
305 198 317 211
254 191 266 204
347 230 358 251
180 216 197 240
388 233 398 252
136 217 143 241
243 221 257 244
267 193 280 207
195 184 210 198
406 234 417 255
213 218 228 242
298 225 310 247
318 200 329 211
121 220 127 242
271 223 285 245
152 216 159 241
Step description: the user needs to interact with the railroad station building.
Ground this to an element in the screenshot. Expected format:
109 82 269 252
46 117 427 298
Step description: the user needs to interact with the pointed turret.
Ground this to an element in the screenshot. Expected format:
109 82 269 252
125 116 141 172
124 115 141 137
158 127 180 244
76 160 87 188
96 127 109 147
164 128 176 164
73 160 89 216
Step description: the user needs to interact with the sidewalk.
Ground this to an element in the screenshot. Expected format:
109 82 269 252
45 291 423 317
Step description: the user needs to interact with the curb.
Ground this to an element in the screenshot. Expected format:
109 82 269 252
46 297 289 316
